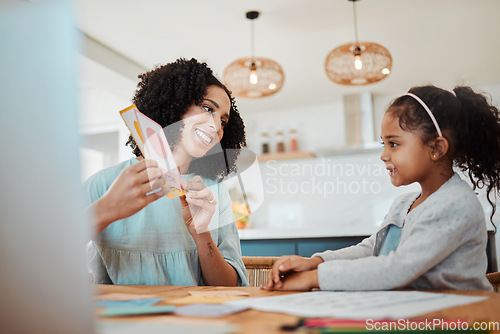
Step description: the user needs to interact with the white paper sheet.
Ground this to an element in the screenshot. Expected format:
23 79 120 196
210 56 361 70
226 291 486 319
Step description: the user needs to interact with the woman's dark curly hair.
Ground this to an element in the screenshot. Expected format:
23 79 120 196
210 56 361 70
387 85 500 225
126 58 246 181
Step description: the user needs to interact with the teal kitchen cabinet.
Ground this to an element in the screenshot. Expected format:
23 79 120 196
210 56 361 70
240 236 368 257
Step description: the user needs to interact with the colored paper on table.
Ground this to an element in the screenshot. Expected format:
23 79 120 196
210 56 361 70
188 290 250 296
174 303 249 317
100 305 175 317
119 104 184 199
97 298 163 308
299 320 485 334
167 295 247 304
97 293 158 301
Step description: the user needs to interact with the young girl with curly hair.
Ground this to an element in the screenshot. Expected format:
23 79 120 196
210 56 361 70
84 58 249 286
263 85 500 291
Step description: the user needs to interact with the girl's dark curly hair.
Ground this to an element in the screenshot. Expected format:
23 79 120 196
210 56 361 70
126 58 246 181
387 85 500 225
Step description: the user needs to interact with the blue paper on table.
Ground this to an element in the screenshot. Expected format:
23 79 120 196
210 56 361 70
97 298 163 308
101 305 175 317
174 303 249 317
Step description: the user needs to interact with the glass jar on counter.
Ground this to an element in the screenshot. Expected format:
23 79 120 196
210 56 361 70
276 131 285 153
261 132 270 154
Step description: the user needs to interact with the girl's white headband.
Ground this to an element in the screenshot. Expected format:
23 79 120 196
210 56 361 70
404 93 443 137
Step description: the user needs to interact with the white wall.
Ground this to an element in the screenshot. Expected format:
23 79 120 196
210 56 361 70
78 54 137 180
241 101 346 155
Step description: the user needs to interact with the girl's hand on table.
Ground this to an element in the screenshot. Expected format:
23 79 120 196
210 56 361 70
263 270 319 291
261 255 324 290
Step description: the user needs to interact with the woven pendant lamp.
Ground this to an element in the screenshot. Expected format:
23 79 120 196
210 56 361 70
223 11 285 98
325 0 392 85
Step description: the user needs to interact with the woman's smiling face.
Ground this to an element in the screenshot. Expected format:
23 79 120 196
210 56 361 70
176 85 231 158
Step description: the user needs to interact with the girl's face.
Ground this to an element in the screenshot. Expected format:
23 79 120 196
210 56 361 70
380 111 434 187
176 85 231 158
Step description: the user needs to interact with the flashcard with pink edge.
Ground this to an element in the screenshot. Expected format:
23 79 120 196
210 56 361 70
120 104 184 199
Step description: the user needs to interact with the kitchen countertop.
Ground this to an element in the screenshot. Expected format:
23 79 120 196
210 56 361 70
238 226 497 240
237 224 379 240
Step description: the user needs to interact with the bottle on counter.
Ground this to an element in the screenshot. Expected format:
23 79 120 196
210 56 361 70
289 129 298 152
261 132 270 154
276 131 285 153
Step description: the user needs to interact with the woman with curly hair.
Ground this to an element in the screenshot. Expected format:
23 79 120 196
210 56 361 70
84 58 249 286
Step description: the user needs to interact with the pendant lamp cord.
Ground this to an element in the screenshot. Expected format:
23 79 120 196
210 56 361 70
250 18 255 61
352 0 359 45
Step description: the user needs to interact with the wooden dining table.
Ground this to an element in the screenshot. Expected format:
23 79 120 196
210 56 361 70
94 284 500 334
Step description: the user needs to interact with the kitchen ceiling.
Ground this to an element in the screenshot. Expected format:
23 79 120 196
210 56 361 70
76 0 500 114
